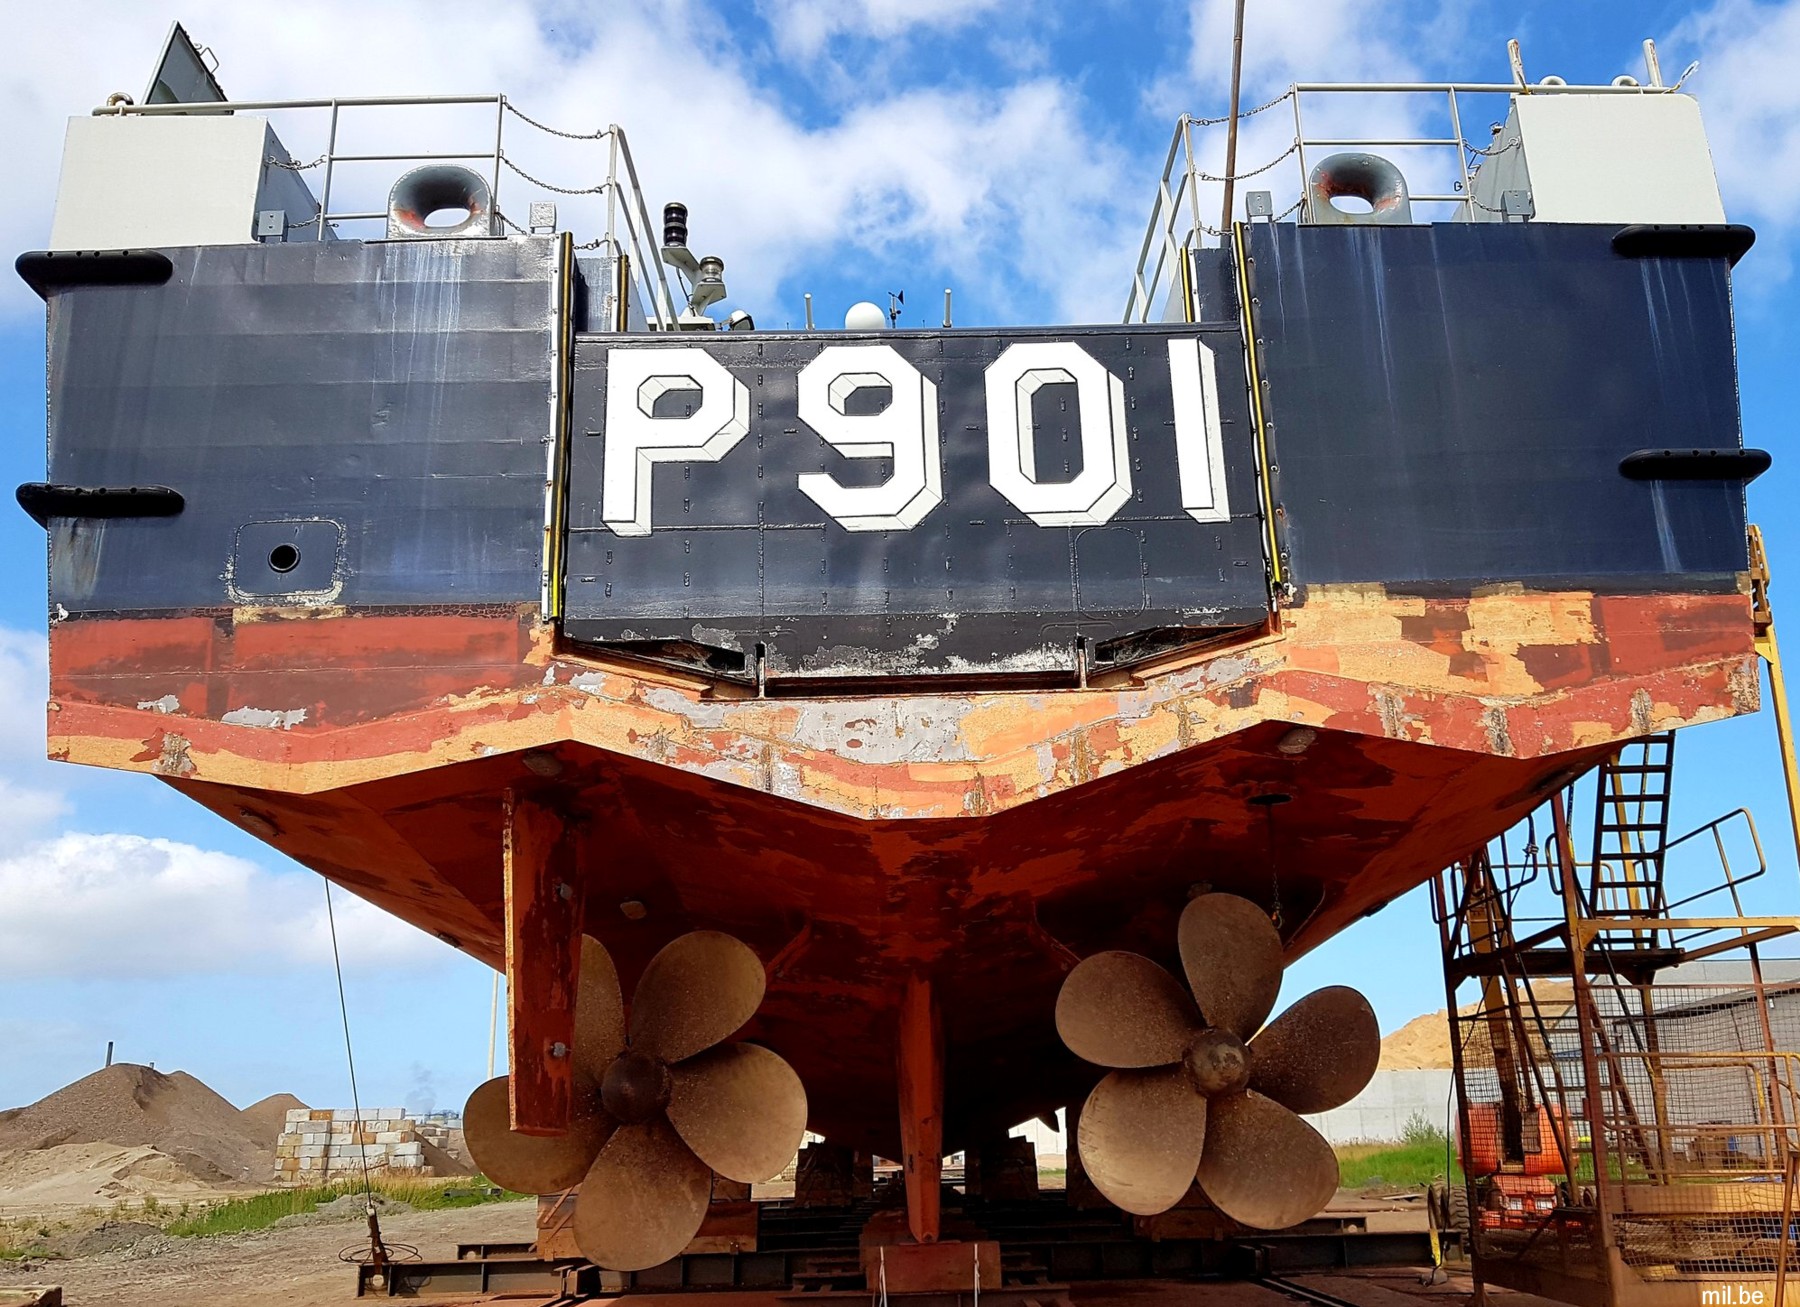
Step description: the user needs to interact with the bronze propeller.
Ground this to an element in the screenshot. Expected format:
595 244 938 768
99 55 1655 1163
1055 892 1379 1228
463 931 808 1270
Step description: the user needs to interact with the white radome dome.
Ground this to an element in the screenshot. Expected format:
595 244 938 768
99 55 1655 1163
843 301 887 331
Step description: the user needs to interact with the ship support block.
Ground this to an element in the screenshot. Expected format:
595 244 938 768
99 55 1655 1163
862 1237 1004 1298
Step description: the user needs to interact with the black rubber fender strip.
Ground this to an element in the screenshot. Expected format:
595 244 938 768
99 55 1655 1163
15 483 185 528
14 249 175 299
1619 448 1771 482
1611 223 1756 267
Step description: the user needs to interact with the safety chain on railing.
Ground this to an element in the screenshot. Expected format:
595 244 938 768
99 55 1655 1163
1462 133 1519 159
501 99 610 140
1185 87 1296 128
287 212 324 231
499 152 606 195
266 153 328 172
1465 193 1514 216
1193 139 1301 184
1191 191 1304 240
495 208 604 247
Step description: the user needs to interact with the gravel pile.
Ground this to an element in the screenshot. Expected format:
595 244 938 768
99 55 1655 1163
0 1065 277 1184
57 1221 167 1257
270 1193 416 1229
238 1094 308 1148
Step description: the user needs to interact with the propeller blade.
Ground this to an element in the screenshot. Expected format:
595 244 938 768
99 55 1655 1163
1249 985 1381 1114
1194 1089 1339 1230
574 936 627 1085
1056 951 1198 1069
668 1042 808 1184
629 931 767 1063
1178 893 1282 1041
461 1075 611 1195
1076 1067 1207 1215
572 1117 713 1271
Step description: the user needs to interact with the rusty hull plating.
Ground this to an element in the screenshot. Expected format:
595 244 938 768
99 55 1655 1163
41 581 1757 1154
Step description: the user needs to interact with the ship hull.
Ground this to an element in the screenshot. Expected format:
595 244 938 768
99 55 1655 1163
23 217 1763 1154
44 583 1755 1153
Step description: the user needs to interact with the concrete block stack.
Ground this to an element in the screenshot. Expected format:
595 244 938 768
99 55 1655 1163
412 1111 466 1162
274 1107 437 1182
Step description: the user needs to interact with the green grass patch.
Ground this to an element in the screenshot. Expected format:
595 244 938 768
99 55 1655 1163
1335 1141 1463 1191
0 1217 60 1261
163 1177 521 1238
1333 1113 1465 1192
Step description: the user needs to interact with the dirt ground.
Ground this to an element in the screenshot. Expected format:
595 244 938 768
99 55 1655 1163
0 1197 538 1307
0 1193 1573 1307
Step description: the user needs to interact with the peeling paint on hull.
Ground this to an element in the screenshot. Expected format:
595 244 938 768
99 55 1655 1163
40 584 1757 1153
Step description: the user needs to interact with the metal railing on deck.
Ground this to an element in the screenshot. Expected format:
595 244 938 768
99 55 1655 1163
1125 78 1686 324
93 94 678 329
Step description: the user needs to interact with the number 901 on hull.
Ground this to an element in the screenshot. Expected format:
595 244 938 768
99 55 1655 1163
561 326 1273 679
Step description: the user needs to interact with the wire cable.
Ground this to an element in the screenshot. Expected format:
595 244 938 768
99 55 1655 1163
324 879 395 1269
324 880 375 1200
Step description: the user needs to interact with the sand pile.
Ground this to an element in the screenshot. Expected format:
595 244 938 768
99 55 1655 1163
0 1142 234 1209
1380 982 1577 1071
420 1138 473 1177
0 1065 293 1186
238 1094 307 1148
1379 1010 1457 1070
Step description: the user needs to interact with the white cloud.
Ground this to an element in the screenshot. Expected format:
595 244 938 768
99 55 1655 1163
1662 0 1800 277
6 1 1139 324
0 629 67 835
0 831 453 979
1178 0 1428 99
0 775 69 833
1139 0 1470 235
0 627 50 763
757 0 1008 62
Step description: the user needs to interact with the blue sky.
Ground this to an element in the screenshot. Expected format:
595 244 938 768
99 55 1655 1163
5 0 1800 1120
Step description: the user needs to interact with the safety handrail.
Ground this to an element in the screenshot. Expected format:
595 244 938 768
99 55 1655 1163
94 92 677 330
1124 77 1684 324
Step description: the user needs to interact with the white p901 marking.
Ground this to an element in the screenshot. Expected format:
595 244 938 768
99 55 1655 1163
796 344 941 531
1168 338 1230 523
984 341 1132 526
601 347 749 538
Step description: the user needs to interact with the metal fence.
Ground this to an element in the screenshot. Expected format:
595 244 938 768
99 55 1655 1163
1452 983 1800 1283
1125 78 1689 324
94 94 679 329
1433 742 1800 1303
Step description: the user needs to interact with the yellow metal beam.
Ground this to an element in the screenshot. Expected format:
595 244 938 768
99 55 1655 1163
1750 525 1800 875
1232 222 1283 587
1568 916 1800 947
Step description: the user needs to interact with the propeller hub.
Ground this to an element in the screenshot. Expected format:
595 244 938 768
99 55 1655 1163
1183 1028 1251 1096
600 1050 672 1124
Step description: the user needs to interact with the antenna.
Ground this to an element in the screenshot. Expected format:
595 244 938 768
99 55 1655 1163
887 291 904 328
804 293 814 330
942 289 953 329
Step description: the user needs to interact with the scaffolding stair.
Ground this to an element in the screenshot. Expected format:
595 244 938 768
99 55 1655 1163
1585 734 1675 924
